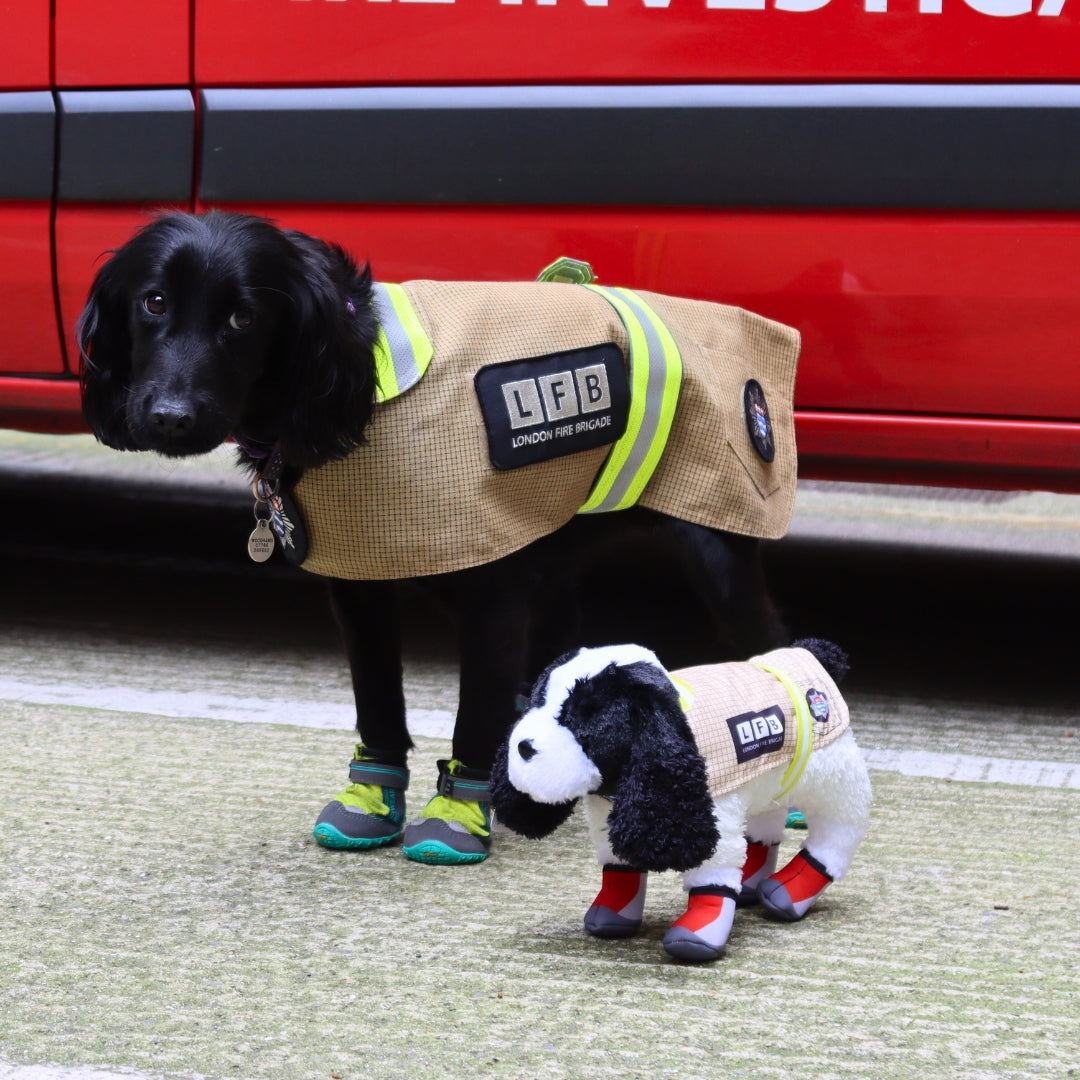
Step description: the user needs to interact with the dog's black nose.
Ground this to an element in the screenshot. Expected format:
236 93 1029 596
517 738 537 761
150 404 194 434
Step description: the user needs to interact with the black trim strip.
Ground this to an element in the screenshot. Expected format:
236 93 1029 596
0 92 55 200
199 84 1080 211
56 90 195 203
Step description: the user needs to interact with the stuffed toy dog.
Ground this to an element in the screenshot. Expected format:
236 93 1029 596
490 638 872 962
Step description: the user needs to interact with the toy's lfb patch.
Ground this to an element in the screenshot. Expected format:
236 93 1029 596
726 705 786 765
474 344 630 470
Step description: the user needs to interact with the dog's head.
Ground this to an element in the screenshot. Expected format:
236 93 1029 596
78 211 377 467
490 645 720 873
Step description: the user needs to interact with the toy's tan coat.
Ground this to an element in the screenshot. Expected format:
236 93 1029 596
675 646 850 798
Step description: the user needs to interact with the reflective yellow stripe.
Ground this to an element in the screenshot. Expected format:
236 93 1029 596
371 283 434 403
669 675 696 713
578 286 683 514
752 662 814 799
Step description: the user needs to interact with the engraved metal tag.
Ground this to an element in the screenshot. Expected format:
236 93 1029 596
247 517 275 563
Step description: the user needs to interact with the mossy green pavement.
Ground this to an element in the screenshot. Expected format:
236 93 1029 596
3 697 1078 1080
2 432 1078 1079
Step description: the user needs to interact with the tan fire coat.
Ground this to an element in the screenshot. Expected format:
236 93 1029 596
673 646 850 799
292 281 801 580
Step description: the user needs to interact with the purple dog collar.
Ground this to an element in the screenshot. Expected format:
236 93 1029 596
232 436 273 461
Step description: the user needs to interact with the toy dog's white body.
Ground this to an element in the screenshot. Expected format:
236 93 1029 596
585 725 869 894
491 640 872 963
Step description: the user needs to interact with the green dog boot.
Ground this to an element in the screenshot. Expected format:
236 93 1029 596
312 747 409 850
402 759 491 866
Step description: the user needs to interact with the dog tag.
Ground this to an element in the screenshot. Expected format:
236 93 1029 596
247 518 275 563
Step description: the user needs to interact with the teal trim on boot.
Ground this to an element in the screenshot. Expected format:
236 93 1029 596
312 749 408 850
313 786 406 850
402 759 491 865
401 815 491 864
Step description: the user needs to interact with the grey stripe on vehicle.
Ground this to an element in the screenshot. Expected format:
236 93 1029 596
56 90 194 203
198 84 1080 210
0 92 54 200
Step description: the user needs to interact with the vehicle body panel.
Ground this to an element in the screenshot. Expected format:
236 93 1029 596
54 0 189 87
195 0 1077 85
1 0 1079 490
0 4 50 90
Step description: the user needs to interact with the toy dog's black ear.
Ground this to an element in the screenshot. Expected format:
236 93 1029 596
605 684 719 873
489 738 578 839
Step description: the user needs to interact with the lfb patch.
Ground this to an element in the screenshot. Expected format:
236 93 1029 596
474 344 630 470
726 705 786 765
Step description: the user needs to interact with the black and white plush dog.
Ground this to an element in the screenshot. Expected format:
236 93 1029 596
77 210 792 865
491 639 872 962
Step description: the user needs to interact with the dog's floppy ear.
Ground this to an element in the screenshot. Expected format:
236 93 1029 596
274 234 378 468
604 672 719 873
77 250 140 450
489 738 579 839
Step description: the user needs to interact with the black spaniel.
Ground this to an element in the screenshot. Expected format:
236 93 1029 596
78 211 788 864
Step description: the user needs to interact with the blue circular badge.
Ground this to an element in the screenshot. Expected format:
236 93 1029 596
743 379 775 463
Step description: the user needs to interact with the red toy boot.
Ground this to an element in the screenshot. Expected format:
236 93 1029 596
584 865 646 938
662 886 739 963
738 840 780 906
759 850 833 921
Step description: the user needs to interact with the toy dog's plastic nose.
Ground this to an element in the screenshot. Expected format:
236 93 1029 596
517 739 537 761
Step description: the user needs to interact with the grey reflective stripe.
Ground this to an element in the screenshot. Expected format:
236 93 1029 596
578 285 683 515
370 282 432 401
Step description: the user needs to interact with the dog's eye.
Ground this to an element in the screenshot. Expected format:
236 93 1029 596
228 309 254 331
143 293 167 316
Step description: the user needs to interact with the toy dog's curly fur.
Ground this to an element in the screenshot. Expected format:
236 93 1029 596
491 638 872 962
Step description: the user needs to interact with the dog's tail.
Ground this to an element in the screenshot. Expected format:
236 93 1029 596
791 637 850 684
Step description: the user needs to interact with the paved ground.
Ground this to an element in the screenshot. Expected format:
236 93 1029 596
2 432 1079 1080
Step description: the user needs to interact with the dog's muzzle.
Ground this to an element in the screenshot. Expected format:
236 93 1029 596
506 710 602 803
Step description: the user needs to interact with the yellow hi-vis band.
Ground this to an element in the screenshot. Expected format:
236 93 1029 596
751 661 814 800
669 675 696 713
578 286 684 514
371 283 434 403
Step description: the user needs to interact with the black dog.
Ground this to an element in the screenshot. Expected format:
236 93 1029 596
78 211 789 864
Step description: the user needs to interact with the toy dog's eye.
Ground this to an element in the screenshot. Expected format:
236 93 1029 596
228 309 253 331
143 292 167 316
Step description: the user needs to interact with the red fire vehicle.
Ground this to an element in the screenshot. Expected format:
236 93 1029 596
1 0 1078 491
